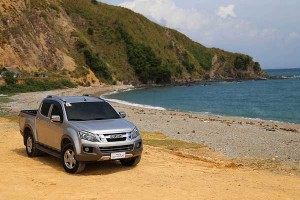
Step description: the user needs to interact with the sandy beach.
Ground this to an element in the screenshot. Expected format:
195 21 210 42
2 85 300 162
0 85 300 199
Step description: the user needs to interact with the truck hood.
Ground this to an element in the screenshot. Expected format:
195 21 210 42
70 118 135 134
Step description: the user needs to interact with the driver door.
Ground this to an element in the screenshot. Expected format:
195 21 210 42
47 102 65 151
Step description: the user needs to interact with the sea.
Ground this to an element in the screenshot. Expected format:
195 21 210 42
104 68 300 124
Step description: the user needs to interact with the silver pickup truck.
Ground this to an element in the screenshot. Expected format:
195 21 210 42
19 95 143 174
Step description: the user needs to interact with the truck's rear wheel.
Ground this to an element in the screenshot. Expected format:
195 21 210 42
25 133 41 157
120 155 141 167
62 143 85 174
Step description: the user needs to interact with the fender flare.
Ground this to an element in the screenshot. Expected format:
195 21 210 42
23 125 35 145
61 128 81 155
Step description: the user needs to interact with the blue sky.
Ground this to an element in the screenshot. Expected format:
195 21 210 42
100 0 300 69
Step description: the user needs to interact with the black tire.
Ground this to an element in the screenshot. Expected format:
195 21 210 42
25 133 41 157
62 143 85 174
120 155 141 167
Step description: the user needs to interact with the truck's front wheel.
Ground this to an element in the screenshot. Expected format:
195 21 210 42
62 143 85 174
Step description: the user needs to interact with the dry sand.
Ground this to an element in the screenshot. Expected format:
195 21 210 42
0 118 299 200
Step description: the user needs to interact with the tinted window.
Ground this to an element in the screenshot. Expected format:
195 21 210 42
65 102 120 121
51 104 63 122
40 102 51 117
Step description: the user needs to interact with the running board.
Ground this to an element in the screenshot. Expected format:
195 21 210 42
36 143 61 159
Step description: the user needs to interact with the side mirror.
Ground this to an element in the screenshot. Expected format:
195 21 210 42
119 111 126 118
51 115 61 123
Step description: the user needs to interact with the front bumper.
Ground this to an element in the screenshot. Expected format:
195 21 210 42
76 139 143 162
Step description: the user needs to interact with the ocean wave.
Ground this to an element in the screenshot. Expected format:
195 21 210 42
102 97 166 110
290 75 300 79
218 81 241 85
279 75 300 79
102 88 136 97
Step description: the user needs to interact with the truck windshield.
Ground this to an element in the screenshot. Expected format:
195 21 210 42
65 102 120 121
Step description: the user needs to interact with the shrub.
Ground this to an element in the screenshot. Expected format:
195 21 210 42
180 53 195 74
49 3 59 11
91 0 98 5
153 65 171 84
118 26 171 84
175 65 183 76
0 79 76 94
2 71 17 85
40 11 47 20
188 45 212 70
83 49 112 81
75 38 88 51
87 27 94 35
253 62 261 72
234 55 251 70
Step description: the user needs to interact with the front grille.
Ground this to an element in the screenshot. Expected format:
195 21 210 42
106 138 127 142
103 133 127 142
99 145 134 153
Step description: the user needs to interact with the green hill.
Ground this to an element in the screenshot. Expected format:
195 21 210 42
0 0 266 86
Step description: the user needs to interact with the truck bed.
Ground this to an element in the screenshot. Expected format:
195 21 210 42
19 110 38 136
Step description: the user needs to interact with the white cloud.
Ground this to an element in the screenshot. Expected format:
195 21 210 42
288 32 300 40
118 0 298 68
216 4 237 19
119 0 208 31
118 0 283 45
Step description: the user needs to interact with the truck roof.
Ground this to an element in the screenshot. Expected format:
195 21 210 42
45 95 105 103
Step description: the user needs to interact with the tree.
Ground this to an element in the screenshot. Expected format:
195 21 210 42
91 0 98 5
2 71 17 85
253 62 261 72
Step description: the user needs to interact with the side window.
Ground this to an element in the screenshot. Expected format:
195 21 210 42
40 102 51 117
51 104 63 122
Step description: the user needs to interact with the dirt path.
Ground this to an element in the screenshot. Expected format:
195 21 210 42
0 118 299 200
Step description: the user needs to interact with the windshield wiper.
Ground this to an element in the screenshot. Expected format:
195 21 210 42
91 118 105 120
69 119 87 121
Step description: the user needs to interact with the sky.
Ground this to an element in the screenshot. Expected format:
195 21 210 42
100 0 300 69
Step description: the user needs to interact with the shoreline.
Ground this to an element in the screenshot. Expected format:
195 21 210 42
1 84 300 164
102 85 300 126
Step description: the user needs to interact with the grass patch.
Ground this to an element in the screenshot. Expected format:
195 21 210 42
0 95 14 118
0 113 18 122
0 97 12 104
0 79 76 94
141 132 203 151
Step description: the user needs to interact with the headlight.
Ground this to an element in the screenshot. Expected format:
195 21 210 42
79 131 100 142
129 127 140 140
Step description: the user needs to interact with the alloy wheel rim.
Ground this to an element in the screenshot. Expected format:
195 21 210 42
27 137 33 153
64 149 76 169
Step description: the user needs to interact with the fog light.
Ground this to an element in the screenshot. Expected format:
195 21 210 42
83 146 93 153
136 142 142 148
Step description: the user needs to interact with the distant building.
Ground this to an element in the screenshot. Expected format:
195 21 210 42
0 67 22 78
33 72 48 78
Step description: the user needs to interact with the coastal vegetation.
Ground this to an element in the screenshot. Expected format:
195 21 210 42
118 26 171 84
0 79 76 94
